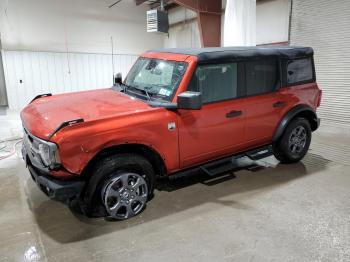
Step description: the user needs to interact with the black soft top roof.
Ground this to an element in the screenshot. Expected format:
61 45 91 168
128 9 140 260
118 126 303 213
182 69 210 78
150 46 313 64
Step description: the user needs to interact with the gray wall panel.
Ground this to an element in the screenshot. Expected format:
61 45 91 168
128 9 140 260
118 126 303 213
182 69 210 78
290 0 350 126
2 51 138 110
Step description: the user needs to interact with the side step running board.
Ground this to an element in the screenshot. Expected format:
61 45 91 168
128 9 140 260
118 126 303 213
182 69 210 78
245 145 273 161
200 159 237 177
177 145 274 178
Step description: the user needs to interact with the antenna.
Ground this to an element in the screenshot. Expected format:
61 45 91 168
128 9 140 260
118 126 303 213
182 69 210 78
64 27 71 74
111 36 115 83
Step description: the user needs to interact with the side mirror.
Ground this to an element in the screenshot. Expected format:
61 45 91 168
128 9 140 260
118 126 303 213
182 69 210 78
177 91 202 110
113 73 122 86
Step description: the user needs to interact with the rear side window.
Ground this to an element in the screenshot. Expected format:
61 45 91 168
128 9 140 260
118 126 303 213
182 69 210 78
245 60 279 96
188 63 238 103
287 58 313 84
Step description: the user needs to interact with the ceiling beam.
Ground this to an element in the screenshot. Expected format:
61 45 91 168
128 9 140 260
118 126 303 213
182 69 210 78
136 0 173 6
135 0 148 5
173 0 221 14
136 0 222 47
173 0 222 47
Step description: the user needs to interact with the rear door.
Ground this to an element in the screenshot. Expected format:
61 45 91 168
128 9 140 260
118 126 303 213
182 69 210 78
243 59 285 146
178 62 247 168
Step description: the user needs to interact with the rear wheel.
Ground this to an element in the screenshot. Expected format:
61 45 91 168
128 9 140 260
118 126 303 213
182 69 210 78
273 117 312 164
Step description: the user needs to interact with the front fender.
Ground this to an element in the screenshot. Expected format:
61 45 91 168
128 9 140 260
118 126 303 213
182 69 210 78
53 114 179 175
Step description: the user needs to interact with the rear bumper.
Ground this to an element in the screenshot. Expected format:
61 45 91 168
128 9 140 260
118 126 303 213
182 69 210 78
316 117 321 129
23 150 85 203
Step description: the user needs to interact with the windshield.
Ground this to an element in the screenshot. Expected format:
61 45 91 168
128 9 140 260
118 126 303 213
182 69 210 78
124 58 187 101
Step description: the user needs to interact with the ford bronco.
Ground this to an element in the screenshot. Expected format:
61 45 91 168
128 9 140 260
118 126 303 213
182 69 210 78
21 46 322 220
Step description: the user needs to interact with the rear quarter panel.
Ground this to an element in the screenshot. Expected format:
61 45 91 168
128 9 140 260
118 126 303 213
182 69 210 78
279 82 321 115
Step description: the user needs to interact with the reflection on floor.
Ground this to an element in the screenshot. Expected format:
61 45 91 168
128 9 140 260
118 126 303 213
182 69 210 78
0 131 349 262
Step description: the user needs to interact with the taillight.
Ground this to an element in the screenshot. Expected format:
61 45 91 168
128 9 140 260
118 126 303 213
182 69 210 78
317 89 322 107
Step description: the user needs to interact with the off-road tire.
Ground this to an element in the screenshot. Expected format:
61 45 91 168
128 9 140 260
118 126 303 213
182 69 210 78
79 153 155 219
273 117 312 164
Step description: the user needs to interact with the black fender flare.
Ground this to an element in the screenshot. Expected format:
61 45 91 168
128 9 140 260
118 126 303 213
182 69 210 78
273 104 319 143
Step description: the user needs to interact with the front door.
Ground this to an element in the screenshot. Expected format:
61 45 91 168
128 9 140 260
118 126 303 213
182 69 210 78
178 62 246 168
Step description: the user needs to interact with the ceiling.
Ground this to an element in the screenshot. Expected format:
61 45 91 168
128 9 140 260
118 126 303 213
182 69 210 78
134 0 179 10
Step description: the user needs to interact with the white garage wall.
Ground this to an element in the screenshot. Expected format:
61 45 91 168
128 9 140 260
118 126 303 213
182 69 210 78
164 7 201 48
0 0 292 110
0 0 163 54
2 50 138 110
164 20 201 48
256 0 290 45
0 0 163 109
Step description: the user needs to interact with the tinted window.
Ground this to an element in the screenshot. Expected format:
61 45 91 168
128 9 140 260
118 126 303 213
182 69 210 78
245 60 279 96
188 63 238 103
287 58 313 84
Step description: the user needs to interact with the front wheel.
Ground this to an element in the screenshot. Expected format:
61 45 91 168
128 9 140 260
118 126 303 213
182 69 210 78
81 153 155 220
102 172 149 220
273 117 312 164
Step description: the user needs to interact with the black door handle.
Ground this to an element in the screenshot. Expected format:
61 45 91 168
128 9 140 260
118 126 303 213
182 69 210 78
226 110 242 118
273 101 286 108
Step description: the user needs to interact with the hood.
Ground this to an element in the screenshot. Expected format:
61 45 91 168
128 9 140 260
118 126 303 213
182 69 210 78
21 88 153 140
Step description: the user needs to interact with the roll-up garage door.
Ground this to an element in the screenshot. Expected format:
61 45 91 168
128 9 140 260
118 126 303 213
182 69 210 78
290 0 350 127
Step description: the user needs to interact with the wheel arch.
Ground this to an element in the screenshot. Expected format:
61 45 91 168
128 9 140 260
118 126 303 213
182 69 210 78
273 104 319 143
81 143 167 180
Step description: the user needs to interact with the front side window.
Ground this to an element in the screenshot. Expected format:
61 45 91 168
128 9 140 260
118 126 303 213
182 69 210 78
124 58 187 101
245 60 279 96
287 58 313 84
188 63 238 103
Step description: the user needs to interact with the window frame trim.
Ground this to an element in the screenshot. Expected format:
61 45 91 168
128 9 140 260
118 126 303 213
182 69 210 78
185 57 283 105
283 56 316 87
186 61 245 105
242 57 282 98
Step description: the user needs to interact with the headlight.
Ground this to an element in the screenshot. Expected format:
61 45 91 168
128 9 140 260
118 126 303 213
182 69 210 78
38 142 60 167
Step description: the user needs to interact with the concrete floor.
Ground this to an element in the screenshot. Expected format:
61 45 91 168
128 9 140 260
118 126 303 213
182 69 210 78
1 128 350 261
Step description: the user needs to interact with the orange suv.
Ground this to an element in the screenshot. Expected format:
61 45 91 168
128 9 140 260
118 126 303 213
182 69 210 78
21 46 322 220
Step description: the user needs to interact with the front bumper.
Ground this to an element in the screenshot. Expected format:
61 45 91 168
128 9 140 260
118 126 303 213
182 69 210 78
22 146 85 203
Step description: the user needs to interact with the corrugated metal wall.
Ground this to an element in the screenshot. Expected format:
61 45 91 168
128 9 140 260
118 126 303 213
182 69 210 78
1 50 138 110
290 0 350 127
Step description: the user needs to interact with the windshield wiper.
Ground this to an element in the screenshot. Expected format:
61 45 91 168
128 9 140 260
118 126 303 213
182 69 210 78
136 86 154 100
139 87 151 100
126 85 153 101
145 91 151 100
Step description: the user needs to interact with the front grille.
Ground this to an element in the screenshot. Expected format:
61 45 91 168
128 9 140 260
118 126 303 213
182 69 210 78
23 127 45 168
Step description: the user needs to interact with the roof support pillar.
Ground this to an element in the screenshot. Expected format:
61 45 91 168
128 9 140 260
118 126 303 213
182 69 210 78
173 0 222 47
